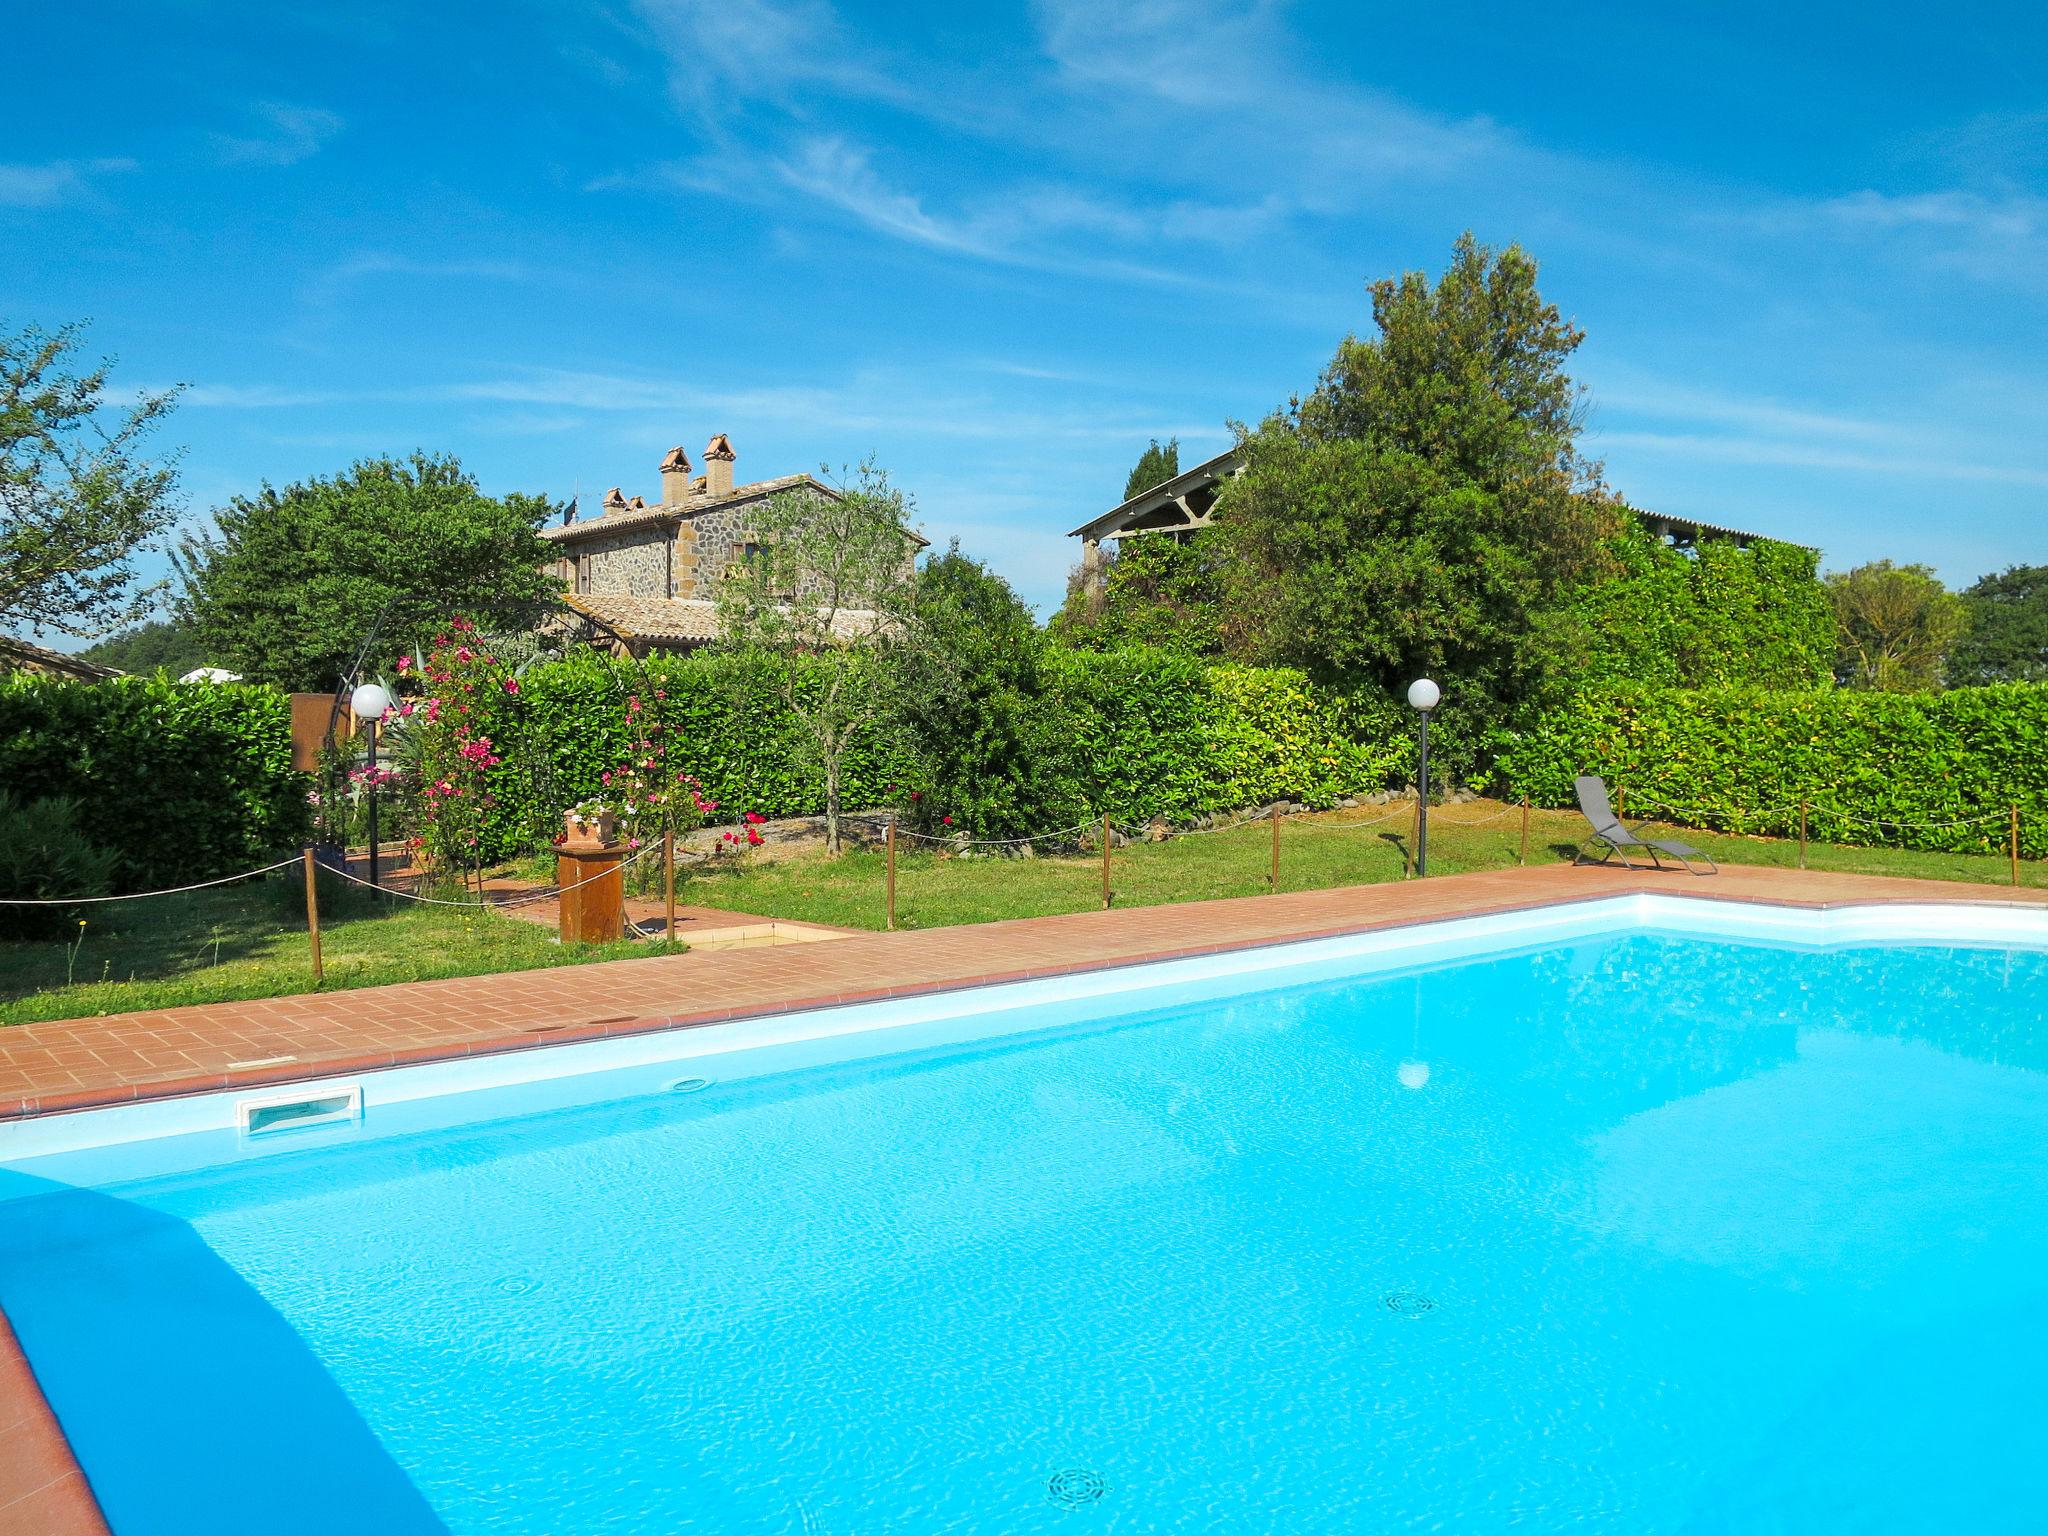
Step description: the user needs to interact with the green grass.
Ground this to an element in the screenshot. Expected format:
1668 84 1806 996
4 800 2039 1026
675 799 2047 932
0 874 672 1026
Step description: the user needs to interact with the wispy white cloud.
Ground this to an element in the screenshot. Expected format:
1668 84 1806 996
212 102 345 167
1597 429 2048 489
1737 186 2048 288
1593 372 1902 445
301 252 530 303
0 157 136 208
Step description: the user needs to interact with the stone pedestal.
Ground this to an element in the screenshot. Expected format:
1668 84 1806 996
557 839 626 945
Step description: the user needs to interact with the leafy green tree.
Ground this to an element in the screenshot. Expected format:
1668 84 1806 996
1123 436 1180 501
1 322 183 638
894 541 1066 836
1219 234 1617 733
713 461 921 855
76 616 212 676
1050 531 1230 655
1825 559 1969 691
178 453 561 690
1948 564 2048 684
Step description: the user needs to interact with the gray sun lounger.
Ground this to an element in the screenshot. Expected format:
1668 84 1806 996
1574 776 1717 875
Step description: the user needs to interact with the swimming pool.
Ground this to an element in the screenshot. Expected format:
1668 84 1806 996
4 894 2047 1533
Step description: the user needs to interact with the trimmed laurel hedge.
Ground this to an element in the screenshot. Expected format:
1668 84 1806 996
1037 649 1404 825
0 675 308 890
464 648 1406 850
1494 685 2048 856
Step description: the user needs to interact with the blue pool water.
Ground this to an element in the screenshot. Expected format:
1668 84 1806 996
5 925 2048 1533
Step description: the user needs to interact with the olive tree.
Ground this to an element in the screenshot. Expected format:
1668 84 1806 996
713 461 921 855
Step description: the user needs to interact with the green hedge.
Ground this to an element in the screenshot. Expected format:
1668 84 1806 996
1494 684 2048 856
444 648 1405 851
0 676 308 890
465 651 927 858
1037 650 1403 824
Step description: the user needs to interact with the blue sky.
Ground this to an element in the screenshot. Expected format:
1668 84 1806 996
6 1 2045 626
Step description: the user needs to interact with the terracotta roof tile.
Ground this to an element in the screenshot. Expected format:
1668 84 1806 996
564 594 888 645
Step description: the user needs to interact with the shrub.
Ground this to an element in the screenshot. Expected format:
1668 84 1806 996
0 791 122 940
0 676 307 890
1494 684 2048 856
1035 649 1405 825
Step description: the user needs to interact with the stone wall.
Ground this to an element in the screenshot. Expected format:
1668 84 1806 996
582 524 670 597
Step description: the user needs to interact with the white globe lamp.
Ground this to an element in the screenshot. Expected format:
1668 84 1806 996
1407 678 1441 877
349 679 394 890
350 680 393 721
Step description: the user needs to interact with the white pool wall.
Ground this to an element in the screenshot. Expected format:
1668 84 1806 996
4 894 2045 1189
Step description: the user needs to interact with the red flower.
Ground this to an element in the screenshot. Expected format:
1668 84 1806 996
743 811 765 825
745 826 764 846
942 816 953 825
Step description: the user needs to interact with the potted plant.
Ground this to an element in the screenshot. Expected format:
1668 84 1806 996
564 800 619 846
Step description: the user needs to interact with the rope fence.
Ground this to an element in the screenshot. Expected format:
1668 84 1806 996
6 786 2040 996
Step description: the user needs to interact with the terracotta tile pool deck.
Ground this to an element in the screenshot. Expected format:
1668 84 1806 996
3 861 2044 1530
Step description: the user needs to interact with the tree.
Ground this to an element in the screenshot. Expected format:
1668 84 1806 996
1050 530 1229 655
76 616 212 676
1825 560 1969 691
1 322 183 638
1123 437 1180 501
1948 564 2048 684
178 453 562 690
894 540 1065 837
1218 234 1617 730
713 461 921 855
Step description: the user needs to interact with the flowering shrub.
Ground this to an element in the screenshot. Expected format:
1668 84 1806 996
390 621 517 892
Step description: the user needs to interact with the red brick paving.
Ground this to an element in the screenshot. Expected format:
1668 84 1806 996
5 862 2041 1124
0 1311 110 1534
3 860 2044 1529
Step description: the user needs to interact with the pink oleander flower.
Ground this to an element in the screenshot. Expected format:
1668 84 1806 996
503 677 520 695
396 655 412 673
628 837 643 849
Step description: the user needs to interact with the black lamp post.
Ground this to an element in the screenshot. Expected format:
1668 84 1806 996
350 681 393 890
1407 677 1441 876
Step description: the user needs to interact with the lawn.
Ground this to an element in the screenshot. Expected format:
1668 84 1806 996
2 799 2039 1025
0 874 668 1026
672 798 2046 932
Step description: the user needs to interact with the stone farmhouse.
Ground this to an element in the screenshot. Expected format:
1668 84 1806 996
540 434 920 656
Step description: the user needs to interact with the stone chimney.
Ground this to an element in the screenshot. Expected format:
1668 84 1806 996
704 433 736 497
660 445 693 505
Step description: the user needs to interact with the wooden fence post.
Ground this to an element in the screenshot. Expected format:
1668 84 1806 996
1101 813 1113 910
302 846 324 986
2012 803 2021 888
886 819 898 930
1799 799 1809 870
1519 796 1530 867
1269 804 1281 893
664 826 677 943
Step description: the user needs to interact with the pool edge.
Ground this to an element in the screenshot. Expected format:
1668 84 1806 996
8 875 2042 1128
0 1306 110 1534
